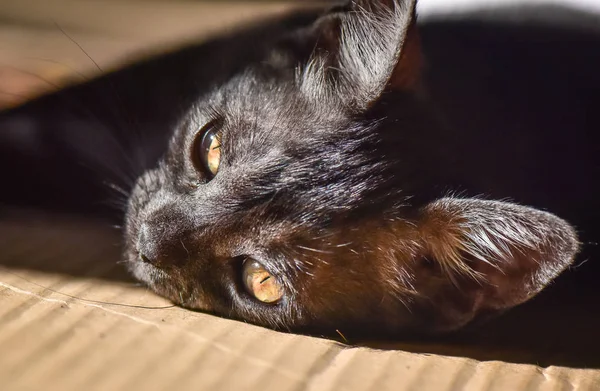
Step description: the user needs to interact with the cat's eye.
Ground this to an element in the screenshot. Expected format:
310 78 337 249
194 123 221 178
242 259 283 304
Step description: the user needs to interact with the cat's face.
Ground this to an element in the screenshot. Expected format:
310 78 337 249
125 67 422 335
125 0 579 338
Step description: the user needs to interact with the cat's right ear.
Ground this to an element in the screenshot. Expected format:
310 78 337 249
295 0 421 111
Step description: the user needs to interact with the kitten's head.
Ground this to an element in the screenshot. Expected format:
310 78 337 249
125 0 579 338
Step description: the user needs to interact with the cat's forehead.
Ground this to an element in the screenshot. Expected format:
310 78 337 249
141 68 384 226
185 69 346 139
159 69 357 181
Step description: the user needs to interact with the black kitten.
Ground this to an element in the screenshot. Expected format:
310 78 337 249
123 0 596 339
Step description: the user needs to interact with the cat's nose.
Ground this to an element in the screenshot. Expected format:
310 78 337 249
136 221 190 268
137 223 164 267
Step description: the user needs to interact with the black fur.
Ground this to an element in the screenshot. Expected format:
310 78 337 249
1 0 598 339
123 0 594 337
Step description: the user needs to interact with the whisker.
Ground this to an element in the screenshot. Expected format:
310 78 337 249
296 245 334 254
54 23 104 73
55 22 150 180
99 196 130 213
104 181 130 198
5 271 176 310
0 61 143 189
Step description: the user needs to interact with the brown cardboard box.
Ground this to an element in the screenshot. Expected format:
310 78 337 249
1 2 599 390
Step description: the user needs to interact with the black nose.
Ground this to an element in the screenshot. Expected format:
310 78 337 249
137 223 164 267
136 221 191 268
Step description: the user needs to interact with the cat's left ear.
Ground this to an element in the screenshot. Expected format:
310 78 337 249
410 198 580 330
296 0 421 110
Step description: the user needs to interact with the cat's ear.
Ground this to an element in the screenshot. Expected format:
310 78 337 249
412 198 579 330
296 0 421 110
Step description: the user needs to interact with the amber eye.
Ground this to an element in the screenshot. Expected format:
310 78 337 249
242 259 283 304
194 123 221 178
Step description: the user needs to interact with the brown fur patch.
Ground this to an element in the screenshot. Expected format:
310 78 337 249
418 203 481 280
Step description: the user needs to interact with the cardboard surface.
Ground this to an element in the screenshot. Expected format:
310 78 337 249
1 210 600 390
1 1 600 390
0 0 308 109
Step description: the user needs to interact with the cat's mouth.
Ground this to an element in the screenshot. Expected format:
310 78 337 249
125 249 188 305
127 255 168 290
128 260 199 307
